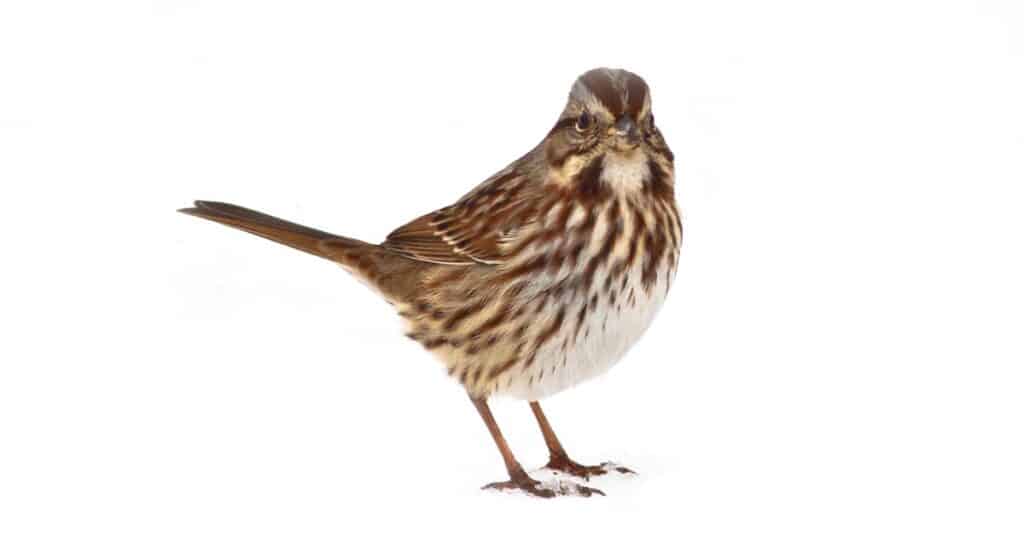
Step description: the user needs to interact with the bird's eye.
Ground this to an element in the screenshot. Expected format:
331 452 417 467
647 114 656 130
575 112 593 132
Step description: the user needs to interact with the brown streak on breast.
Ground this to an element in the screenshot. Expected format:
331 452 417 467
572 302 589 343
474 304 512 337
422 337 450 349
641 226 667 292
488 357 521 381
498 253 547 283
443 300 486 331
534 306 566 351
575 205 598 237
627 202 646 266
582 204 622 289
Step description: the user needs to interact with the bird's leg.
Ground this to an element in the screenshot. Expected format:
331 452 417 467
529 401 636 480
470 396 602 497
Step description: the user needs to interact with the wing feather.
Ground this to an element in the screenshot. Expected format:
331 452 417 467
382 169 540 265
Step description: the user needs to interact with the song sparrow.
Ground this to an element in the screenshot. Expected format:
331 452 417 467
180 68 681 497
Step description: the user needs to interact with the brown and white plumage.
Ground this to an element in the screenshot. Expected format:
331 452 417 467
180 68 680 496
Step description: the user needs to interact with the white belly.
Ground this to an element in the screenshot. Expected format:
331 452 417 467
499 263 673 400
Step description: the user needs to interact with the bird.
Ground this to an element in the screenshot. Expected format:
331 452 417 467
179 67 681 498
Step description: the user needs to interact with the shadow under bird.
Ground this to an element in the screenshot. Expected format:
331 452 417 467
180 68 681 497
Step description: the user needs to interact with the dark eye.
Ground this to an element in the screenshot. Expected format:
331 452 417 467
646 114 656 130
575 112 593 132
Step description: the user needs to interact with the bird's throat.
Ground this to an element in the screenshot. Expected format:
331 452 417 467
599 150 650 195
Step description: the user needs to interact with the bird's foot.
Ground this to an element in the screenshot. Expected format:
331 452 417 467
545 456 636 481
482 471 604 498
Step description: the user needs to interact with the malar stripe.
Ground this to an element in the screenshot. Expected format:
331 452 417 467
644 159 673 198
575 154 608 201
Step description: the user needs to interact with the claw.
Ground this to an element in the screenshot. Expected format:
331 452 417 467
482 474 604 498
545 458 636 481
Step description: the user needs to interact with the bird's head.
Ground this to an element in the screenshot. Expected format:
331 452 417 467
543 68 674 198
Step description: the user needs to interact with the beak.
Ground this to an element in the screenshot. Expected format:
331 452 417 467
613 115 641 147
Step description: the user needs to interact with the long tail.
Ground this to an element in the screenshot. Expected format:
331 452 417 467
178 200 421 303
178 200 369 260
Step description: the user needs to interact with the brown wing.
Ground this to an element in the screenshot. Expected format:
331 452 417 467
382 169 540 265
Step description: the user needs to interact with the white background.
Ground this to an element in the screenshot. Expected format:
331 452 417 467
2 1 1022 533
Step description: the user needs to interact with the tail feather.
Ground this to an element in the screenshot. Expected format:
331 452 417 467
178 200 368 260
178 200 423 304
